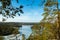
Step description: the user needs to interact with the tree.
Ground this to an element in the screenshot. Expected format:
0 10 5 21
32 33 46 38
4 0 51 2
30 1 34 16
41 0 60 40
0 25 20 36
22 34 25 40
27 23 56 40
27 0 60 40
0 0 24 21
0 0 23 36
0 36 4 40
26 24 41 40
0 0 46 21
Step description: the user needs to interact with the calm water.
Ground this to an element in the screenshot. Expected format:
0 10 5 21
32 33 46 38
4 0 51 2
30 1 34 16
4 25 33 40
19 25 33 39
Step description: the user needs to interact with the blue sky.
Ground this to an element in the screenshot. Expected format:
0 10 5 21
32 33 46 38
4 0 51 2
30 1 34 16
0 0 44 22
0 0 44 39
0 0 60 22
1 0 60 40
10 0 44 39
10 0 60 39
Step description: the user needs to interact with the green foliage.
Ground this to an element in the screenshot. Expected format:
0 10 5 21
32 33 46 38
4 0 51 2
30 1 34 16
27 22 56 40
27 0 58 40
22 34 25 40
0 0 19 8
0 0 24 20
0 36 4 40
44 7 49 11
41 0 59 40
45 0 58 7
0 26 19 36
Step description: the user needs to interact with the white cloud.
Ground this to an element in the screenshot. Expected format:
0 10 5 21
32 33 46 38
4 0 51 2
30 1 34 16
4 8 43 22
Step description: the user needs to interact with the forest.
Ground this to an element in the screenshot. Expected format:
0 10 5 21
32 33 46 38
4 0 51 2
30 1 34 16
0 0 60 40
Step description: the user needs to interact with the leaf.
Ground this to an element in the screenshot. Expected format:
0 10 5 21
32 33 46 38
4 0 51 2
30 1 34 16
16 8 19 9
12 13 16 16
7 0 11 6
20 5 23 8
1 0 24 19
12 16 14 18
5 10 9 15
0 0 2 1
0 11 2 14
18 13 20 16
15 10 19 14
3 2 6 8
20 10 24 13
44 7 49 11
45 2 53 6
16 0 19 3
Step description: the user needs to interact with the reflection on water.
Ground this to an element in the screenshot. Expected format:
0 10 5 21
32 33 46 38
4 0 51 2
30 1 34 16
4 25 33 40
19 25 33 39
